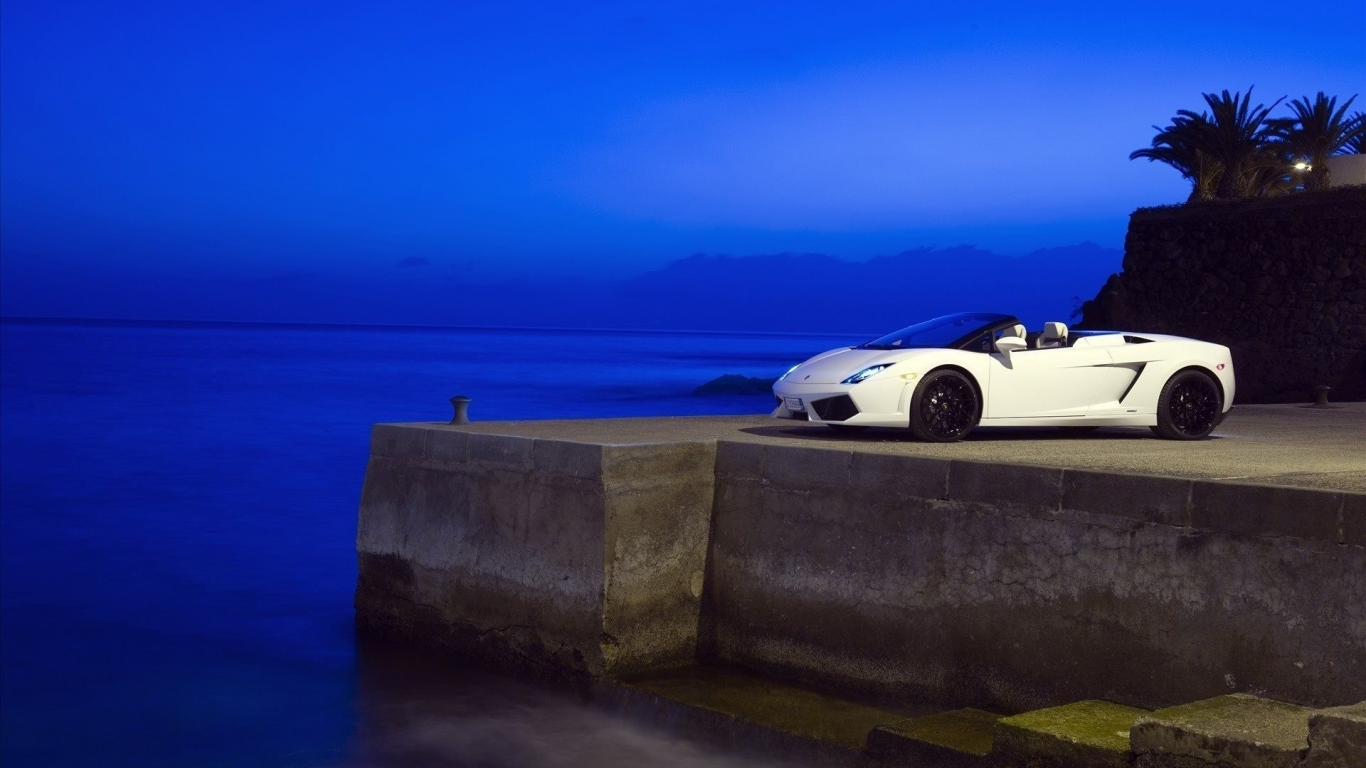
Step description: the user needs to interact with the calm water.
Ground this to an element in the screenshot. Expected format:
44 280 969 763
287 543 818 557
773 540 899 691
0 319 863 768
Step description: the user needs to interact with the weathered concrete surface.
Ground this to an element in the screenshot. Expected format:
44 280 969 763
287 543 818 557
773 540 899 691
1304 702 1366 768
995 700 1147 768
710 441 1365 710
355 425 716 678
1130 694 1312 768
355 404 1365 710
425 403 1366 491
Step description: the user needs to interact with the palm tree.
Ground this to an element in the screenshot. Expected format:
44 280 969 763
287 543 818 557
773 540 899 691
1278 93 1364 189
1192 88 1285 198
1132 88 1285 200
1130 113 1222 202
1242 155 1297 198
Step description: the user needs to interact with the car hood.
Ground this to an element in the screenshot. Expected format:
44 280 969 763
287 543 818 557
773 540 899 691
786 347 932 384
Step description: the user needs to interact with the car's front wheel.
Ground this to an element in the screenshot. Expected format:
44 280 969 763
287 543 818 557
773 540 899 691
1153 369 1221 440
909 369 980 442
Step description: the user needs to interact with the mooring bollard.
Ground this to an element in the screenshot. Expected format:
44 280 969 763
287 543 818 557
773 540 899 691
1312 385 1331 408
450 395 471 425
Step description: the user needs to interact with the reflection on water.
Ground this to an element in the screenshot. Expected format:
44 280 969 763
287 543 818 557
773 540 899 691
346 637 818 768
0 320 856 767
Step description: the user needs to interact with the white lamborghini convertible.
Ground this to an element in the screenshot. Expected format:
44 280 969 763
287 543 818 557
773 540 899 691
772 312 1235 441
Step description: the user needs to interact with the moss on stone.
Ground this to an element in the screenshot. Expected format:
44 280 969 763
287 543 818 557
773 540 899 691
876 707 1002 756
1141 693 1311 742
622 664 909 750
1000 700 1147 750
996 700 1150 768
1131 693 1314 762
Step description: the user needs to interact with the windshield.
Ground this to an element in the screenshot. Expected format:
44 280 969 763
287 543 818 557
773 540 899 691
860 313 1014 350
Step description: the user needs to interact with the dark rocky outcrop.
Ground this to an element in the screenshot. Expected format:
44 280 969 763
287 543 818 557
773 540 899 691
1078 186 1366 403
694 374 777 396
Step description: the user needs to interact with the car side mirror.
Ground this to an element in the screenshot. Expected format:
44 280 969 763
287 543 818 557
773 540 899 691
995 336 1027 356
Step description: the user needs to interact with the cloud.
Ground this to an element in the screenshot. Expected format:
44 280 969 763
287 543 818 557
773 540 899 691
398 257 431 268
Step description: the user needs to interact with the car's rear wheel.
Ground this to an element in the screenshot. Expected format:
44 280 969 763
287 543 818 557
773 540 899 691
827 424 869 434
909 369 980 442
1153 369 1221 440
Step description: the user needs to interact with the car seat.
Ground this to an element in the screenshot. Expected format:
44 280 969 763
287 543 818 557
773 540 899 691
1036 322 1068 348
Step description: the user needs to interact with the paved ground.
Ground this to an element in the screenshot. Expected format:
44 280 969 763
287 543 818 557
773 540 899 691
405 403 1366 491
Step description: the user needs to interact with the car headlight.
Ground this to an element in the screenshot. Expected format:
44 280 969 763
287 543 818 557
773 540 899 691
779 364 801 381
841 364 893 384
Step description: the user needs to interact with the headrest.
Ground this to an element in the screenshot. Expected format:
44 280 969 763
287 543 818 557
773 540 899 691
1042 322 1068 340
1005 323 1026 338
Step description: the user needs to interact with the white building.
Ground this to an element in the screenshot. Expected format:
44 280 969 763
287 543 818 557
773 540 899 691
1325 154 1366 187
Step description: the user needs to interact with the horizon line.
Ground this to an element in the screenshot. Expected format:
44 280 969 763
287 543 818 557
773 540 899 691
0 314 873 339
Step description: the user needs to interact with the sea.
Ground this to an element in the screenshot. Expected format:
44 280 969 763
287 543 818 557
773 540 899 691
0 318 869 768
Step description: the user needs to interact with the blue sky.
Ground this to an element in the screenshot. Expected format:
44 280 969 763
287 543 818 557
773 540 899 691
1 1 1363 322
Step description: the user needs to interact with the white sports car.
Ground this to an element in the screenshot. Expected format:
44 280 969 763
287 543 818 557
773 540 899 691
772 312 1234 441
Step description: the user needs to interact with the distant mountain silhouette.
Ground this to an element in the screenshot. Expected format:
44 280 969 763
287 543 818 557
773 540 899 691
0 242 1121 332
389 242 1122 333
587 242 1121 332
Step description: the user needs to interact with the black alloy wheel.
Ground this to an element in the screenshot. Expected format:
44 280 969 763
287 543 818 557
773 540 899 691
909 369 980 442
1153 369 1221 440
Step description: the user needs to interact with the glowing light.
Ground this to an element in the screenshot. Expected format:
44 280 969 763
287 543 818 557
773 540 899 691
1293 162 1311 171
842 364 893 384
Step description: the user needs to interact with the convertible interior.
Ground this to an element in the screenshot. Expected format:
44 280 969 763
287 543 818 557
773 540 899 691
1007 322 1154 350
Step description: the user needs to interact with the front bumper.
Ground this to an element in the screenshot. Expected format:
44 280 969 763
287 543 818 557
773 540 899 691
776 393 860 421
772 379 911 427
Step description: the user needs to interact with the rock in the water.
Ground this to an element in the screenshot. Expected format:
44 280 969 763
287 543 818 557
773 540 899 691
694 374 776 396
1131 694 1312 768
1305 702 1366 768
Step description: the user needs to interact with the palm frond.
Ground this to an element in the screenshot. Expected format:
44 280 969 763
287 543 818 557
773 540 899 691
1130 112 1221 200
1337 111 1365 155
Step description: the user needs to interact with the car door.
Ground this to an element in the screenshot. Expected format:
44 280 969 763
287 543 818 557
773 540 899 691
985 345 1115 418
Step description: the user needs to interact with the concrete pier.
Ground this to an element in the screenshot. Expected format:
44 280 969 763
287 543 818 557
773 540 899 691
356 431 717 678
355 404 1365 717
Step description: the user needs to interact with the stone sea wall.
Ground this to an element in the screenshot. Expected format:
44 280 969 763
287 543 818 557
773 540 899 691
355 422 1366 711
355 425 716 680
1079 186 1366 403
708 442 1365 713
